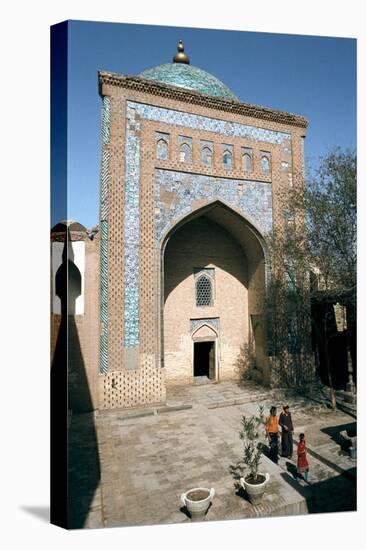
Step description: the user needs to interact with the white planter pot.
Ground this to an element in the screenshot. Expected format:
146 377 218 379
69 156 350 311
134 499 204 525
240 473 270 505
180 487 215 521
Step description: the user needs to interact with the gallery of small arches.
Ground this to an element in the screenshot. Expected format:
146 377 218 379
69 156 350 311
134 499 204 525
155 134 271 174
161 202 268 385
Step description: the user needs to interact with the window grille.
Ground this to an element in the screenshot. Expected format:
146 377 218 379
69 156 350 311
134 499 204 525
196 275 213 307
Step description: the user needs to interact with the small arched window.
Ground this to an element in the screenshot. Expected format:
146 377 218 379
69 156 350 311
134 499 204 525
180 142 192 163
223 150 232 169
201 147 212 166
243 153 252 172
196 275 213 307
157 139 168 160
261 155 270 174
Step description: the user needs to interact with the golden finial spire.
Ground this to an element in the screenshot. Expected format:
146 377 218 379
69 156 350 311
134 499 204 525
173 39 190 64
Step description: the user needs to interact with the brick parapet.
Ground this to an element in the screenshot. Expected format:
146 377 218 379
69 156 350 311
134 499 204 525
99 72 308 130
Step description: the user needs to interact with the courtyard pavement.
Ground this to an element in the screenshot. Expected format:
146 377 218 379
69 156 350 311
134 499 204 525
68 380 357 529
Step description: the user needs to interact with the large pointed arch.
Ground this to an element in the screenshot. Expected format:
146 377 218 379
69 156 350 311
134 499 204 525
157 199 269 382
159 198 269 266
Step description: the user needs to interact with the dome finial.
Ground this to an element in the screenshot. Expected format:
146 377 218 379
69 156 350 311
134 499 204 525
173 39 190 64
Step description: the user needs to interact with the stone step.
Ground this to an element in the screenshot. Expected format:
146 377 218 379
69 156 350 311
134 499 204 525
207 393 271 410
107 403 194 421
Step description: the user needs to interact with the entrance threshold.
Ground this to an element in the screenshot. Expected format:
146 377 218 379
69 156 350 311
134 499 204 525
194 376 214 386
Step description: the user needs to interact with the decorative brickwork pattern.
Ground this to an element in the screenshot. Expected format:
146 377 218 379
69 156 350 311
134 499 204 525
99 96 110 374
100 355 166 409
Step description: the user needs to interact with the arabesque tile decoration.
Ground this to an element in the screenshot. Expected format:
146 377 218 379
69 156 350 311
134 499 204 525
190 318 220 334
154 169 272 242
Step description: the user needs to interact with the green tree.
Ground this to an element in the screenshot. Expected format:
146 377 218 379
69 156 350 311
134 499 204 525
306 149 356 405
265 149 356 404
306 149 356 298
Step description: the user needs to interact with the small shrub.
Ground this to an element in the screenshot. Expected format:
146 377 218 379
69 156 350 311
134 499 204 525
235 343 256 385
239 406 265 482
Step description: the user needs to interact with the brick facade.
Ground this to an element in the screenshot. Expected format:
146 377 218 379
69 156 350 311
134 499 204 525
93 70 308 409
51 66 310 412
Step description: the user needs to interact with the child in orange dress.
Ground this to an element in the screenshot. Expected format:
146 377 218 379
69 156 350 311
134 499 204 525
297 433 309 482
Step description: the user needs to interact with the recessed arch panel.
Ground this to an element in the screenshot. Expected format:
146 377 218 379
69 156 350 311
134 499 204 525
159 199 268 384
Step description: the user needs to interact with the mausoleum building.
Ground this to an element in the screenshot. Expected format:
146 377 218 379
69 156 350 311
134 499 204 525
51 41 309 411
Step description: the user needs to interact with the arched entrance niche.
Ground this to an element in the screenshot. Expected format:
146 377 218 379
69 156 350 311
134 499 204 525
55 260 82 316
160 201 268 386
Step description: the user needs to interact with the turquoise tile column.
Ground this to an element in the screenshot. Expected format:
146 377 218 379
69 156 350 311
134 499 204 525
99 96 110 374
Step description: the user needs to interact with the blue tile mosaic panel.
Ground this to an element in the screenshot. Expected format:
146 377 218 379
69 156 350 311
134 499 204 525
155 170 272 242
100 96 110 374
190 318 220 333
155 132 170 160
260 152 271 174
102 96 110 145
241 147 253 172
127 101 290 145
201 145 213 166
221 144 233 169
124 106 141 348
194 267 215 280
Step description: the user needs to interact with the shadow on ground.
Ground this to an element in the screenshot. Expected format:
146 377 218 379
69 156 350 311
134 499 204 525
321 422 356 447
280 465 356 514
51 231 101 529
229 458 268 504
68 412 101 528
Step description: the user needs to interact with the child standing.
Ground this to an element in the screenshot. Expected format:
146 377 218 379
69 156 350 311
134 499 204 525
297 433 309 482
265 406 279 464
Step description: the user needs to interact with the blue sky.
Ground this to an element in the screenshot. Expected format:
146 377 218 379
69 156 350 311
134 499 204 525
55 20 356 228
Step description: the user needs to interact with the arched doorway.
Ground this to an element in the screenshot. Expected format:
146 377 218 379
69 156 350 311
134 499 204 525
160 201 268 386
192 323 218 381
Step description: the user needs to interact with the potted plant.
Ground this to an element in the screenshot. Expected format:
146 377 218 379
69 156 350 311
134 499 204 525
180 487 215 521
239 406 270 505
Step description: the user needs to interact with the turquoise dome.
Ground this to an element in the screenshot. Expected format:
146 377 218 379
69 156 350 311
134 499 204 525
139 62 238 101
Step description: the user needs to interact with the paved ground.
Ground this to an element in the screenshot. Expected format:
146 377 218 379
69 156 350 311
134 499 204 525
68 380 357 529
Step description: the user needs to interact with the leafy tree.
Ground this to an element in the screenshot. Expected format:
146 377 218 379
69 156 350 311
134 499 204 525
265 149 356 404
306 149 356 298
306 149 356 403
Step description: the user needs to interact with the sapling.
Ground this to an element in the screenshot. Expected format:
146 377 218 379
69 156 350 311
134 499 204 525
239 405 265 483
